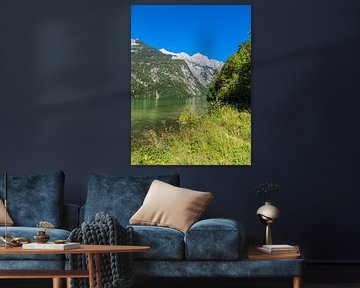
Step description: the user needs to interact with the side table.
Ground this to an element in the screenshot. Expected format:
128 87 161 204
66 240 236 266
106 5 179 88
247 245 304 288
0 244 150 288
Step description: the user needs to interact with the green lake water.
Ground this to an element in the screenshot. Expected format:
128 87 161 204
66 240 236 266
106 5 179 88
131 96 207 140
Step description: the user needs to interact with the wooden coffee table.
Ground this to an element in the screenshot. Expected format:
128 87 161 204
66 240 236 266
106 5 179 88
247 246 303 288
0 244 150 288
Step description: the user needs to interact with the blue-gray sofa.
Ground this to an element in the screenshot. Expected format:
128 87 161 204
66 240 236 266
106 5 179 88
81 173 304 284
0 171 78 270
0 171 304 287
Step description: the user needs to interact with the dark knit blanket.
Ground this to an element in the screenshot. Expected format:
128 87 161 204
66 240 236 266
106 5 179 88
68 212 134 288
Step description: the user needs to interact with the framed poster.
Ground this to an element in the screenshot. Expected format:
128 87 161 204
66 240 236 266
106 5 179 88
131 5 251 165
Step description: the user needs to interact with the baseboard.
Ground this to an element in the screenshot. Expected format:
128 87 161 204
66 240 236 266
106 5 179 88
305 261 360 282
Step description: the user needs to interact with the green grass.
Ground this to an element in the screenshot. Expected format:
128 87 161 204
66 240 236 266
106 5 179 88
131 105 251 165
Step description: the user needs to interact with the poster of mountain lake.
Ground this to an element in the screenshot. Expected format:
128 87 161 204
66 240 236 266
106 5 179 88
131 5 251 165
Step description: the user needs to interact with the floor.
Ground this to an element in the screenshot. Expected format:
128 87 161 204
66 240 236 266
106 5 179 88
304 283 360 288
1 280 360 288
133 278 360 288
139 283 360 288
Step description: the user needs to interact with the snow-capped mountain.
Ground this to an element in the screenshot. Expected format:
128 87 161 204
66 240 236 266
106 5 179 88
131 39 223 99
159 48 223 86
131 38 141 53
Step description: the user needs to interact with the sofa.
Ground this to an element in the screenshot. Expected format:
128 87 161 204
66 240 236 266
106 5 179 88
80 173 304 282
0 171 304 287
0 170 79 270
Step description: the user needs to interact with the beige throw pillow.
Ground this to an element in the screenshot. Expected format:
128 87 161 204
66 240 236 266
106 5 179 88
130 180 213 233
0 199 14 226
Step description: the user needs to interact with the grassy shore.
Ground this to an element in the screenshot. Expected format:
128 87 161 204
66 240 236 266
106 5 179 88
131 105 251 165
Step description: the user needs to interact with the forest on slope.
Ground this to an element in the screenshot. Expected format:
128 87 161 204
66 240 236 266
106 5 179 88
207 41 251 110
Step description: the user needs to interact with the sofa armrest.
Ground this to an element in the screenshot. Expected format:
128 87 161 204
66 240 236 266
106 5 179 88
184 218 245 260
79 205 85 224
63 204 80 231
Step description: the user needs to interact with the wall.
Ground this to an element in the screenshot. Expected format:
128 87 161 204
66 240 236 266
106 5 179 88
1 0 360 263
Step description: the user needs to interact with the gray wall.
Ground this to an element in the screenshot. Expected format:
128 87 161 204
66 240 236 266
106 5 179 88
1 0 360 262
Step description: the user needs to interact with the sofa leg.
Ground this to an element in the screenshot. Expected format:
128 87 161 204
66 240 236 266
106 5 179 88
67 277 72 288
53 278 62 288
293 276 302 288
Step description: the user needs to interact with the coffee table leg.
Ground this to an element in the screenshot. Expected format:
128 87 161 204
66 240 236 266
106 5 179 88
88 253 95 288
95 253 102 288
66 277 72 288
293 276 302 288
52 278 62 288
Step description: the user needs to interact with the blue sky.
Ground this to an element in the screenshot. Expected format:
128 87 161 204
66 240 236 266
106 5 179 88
131 5 251 62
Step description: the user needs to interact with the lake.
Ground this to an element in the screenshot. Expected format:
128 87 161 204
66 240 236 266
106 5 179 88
131 96 208 140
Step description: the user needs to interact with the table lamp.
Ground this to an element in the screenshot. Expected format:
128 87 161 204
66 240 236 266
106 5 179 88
256 201 280 245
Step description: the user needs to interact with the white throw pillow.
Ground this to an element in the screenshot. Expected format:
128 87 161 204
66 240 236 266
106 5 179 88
130 180 213 233
0 199 14 226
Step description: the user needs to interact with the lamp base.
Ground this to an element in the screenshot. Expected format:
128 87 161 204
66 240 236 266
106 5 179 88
265 223 272 245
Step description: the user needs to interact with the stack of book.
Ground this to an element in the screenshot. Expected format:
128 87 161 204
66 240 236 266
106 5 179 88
22 242 80 250
257 244 299 254
248 244 300 260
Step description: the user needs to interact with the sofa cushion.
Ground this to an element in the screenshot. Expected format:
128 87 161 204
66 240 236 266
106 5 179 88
184 218 245 260
130 180 213 233
84 173 180 225
0 227 70 261
0 199 14 226
0 171 65 227
130 225 184 260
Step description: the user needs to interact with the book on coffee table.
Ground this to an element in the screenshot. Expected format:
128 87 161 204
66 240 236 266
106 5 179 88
257 244 299 254
22 242 80 250
248 245 300 260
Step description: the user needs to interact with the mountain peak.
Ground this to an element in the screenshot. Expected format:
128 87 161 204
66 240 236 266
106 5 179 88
158 47 223 86
159 48 176 56
192 52 205 57
132 39 224 91
131 39 139 46
159 48 221 64
191 52 209 62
